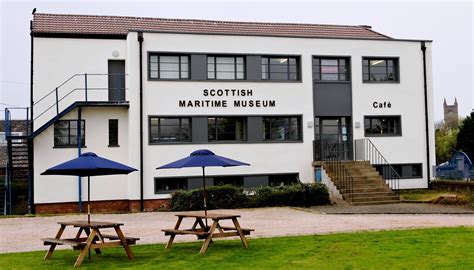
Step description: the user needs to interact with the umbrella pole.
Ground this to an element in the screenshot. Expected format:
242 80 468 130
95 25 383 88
202 166 208 228
88 176 91 260
88 176 90 224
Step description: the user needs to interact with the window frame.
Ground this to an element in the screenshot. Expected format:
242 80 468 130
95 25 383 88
207 55 246 80
207 116 247 142
148 53 190 80
313 56 350 82
108 119 119 147
261 56 300 81
262 116 302 141
362 57 400 83
154 177 188 194
149 116 192 144
53 120 86 148
374 163 423 179
364 115 402 137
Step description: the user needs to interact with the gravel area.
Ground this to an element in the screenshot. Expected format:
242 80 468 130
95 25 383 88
310 203 474 214
1 207 473 254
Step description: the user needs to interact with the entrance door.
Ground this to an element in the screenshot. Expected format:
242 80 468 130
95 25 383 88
314 117 351 160
108 60 125 101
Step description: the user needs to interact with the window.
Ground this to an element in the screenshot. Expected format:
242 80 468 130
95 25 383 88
207 56 245 80
313 58 349 81
54 120 85 147
263 116 301 141
155 178 188 193
262 57 299 80
149 54 189 79
364 116 401 136
375 164 422 179
208 117 247 141
213 176 244 187
269 174 299 186
149 117 191 143
363 58 398 82
108 119 119 147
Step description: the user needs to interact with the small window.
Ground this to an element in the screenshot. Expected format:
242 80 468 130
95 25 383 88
207 56 245 80
54 120 85 147
108 119 119 147
213 176 244 187
364 116 401 136
208 117 247 141
149 54 189 79
155 178 188 193
263 116 301 141
149 117 191 143
313 58 349 81
262 56 299 81
375 164 422 179
269 174 299 186
363 58 398 82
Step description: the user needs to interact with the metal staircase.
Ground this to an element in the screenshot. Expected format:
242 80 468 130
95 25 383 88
2 73 128 215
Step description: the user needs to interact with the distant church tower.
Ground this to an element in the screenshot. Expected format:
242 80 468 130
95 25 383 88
443 98 459 128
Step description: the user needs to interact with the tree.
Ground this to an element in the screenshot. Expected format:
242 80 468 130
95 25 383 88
456 112 474 160
435 126 458 164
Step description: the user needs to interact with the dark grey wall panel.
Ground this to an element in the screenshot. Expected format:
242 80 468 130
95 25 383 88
313 83 352 116
191 117 208 143
244 176 268 188
191 54 207 80
247 116 263 142
246 56 262 81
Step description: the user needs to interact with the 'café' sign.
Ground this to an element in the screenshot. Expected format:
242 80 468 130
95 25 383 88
373 101 392 108
179 89 276 108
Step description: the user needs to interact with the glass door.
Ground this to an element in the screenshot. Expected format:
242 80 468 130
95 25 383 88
314 117 351 160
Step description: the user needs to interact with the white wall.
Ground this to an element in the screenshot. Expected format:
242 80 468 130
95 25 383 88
32 32 435 204
34 106 129 203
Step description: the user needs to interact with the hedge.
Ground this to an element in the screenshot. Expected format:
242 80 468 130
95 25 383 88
169 183 330 211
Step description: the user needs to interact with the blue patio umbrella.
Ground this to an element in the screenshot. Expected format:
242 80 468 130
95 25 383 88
157 149 250 222
41 152 137 224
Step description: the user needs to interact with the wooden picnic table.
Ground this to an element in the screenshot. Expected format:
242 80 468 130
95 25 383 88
42 220 139 267
162 213 254 254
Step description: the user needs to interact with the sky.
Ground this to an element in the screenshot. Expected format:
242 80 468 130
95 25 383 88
0 0 473 121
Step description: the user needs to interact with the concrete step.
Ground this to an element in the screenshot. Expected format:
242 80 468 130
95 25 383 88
350 195 400 203
351 191 398 198
351 200 400 206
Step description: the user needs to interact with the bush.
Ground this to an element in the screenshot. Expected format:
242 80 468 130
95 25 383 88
170 183 330 211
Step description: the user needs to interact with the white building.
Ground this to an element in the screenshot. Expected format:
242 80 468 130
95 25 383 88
15 12 435 213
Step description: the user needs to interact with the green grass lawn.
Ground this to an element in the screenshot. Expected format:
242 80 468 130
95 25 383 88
1 227 473 269
400 189 474 206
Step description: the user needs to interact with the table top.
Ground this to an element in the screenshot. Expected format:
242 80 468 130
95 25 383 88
58 220 124 228
175 213 241 219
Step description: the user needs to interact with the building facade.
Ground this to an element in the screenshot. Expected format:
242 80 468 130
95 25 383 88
25 13 435 213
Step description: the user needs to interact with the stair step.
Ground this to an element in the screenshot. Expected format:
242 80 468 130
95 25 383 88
351 200 400 206
350 196 400 202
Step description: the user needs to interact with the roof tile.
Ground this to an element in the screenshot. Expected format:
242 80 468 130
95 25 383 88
32 13 391 40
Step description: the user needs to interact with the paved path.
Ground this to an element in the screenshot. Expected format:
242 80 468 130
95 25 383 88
0 207 473 253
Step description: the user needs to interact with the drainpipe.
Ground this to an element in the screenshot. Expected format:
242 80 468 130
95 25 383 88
77 107 83 211
421 42 431 188
28 13 35 214
138 32 144 211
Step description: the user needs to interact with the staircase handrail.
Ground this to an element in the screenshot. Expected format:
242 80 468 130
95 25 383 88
354 138 400 193
322 140 354 202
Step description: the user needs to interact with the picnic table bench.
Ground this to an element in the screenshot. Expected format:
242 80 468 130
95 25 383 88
42 221 139 267
162 213 254 254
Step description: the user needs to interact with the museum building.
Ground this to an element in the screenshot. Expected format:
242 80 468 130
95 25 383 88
2 12 435 214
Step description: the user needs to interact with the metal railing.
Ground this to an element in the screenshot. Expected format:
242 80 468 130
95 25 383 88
32 73 128 127
354 138 400 195
321 141 354 202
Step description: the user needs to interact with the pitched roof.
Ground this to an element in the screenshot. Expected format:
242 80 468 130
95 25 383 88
32 13 391 40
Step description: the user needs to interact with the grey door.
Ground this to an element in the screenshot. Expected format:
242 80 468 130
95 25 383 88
108 60 125 101
314 117 352 161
